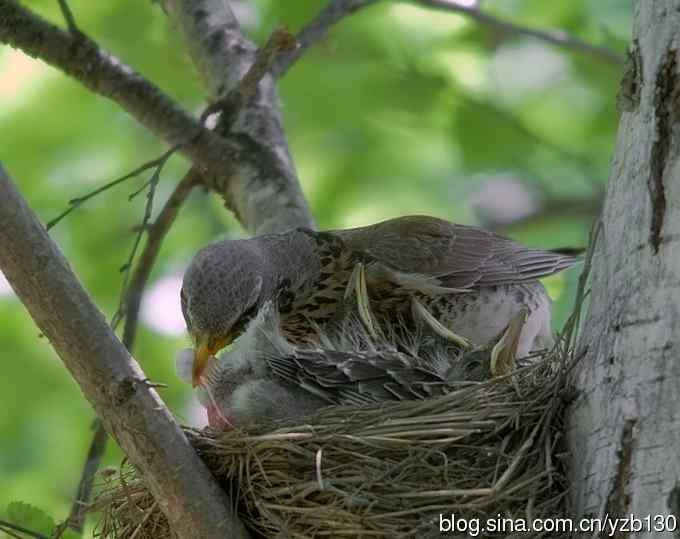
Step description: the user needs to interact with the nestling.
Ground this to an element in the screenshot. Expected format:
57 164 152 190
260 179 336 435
176 303 530 429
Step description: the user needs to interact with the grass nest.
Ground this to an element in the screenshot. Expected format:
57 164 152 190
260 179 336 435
92 346 576 539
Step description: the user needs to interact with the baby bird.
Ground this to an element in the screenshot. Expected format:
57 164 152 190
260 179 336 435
177 302 529 430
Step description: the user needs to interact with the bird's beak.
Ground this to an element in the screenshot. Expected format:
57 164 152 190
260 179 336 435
192 333 234 387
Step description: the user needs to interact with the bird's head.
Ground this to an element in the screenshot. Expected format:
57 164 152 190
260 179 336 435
181 241 265 386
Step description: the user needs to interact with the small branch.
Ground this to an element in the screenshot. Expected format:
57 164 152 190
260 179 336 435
111 153 171 329
273 0 378 77
122 169 198 349
63 418 109 533
0 520 49 539
202 27 297 123
0 1 249 209
273 0 623 78
481 196 602 232
46 151 173 230
56 0 80 34
0 164 249 538
412 0 624 65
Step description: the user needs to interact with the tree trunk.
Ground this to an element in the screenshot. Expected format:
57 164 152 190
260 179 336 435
567 0 680 535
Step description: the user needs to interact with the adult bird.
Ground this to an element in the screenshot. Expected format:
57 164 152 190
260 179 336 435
181 215 579 386
176 303 529 429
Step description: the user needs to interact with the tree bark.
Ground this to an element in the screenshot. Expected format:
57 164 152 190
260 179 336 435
161 0 314 234
0 166 249 539
567 1 680 534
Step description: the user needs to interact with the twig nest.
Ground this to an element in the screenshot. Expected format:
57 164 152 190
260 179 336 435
94 349 572 539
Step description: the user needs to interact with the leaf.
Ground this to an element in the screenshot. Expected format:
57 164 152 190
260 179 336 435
454 98 537 171
3 501 55 537
58 529 82 539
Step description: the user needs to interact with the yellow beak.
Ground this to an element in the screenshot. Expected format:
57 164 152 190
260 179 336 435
192 334 234 387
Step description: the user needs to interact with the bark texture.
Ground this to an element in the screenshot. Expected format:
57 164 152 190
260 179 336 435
0 166 249 539
161 0 314 234
567 1 680 534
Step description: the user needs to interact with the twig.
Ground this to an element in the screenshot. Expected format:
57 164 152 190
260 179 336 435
46 150 174 230
0 527 23 539
56 0 80 34
0 1 241 198
201 27 298 124
0 164 250 538
122 169 198 349
0 520 49 539
111 152 170 329
60 418 109 534
273 0 378 77
412 0 624 65
273 0 623 78
482 196 602 232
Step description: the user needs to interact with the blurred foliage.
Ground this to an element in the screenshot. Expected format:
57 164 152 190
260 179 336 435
0 0 630 533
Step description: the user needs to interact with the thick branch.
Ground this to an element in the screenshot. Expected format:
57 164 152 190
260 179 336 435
160 0 314 233
0 164 249 539
0 2 225 170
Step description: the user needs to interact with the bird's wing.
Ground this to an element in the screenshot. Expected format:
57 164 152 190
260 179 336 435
266 348 446 406
335 215 580 289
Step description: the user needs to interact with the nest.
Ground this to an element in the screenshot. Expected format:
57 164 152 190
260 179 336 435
93 348 575 539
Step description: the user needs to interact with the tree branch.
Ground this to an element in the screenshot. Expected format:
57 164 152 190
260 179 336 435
62 418 109 533
159 0 314 233
60 169 197 533
273 0 623 78
412 0 624 64
56 0 80 35
0 164 249 539
122 170 197 350
272 0 379 77
0 2 220 169
0 0 305 234
202 27 297 122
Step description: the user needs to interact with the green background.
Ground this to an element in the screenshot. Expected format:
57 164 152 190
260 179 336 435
0 0 630 534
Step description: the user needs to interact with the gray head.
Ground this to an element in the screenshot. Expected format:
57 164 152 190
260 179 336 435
181 239 266 385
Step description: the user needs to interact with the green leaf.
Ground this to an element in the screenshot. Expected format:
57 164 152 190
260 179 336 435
454 98 537 171
3 501 55 537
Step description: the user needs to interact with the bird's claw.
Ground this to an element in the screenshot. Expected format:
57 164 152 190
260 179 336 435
410 296 471 349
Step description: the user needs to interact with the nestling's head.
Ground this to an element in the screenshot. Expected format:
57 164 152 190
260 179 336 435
181 240 265 386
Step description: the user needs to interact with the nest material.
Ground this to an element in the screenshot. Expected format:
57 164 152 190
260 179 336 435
93 349 574 539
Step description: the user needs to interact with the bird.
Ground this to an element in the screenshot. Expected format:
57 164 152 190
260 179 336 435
176 302 530 429
181 215 579 386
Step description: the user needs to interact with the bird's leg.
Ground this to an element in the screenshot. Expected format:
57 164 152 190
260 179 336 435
489 307 529 378
410 296 471 349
